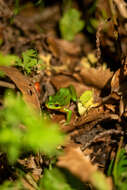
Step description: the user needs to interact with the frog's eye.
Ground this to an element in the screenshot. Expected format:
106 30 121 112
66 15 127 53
55 104 59 107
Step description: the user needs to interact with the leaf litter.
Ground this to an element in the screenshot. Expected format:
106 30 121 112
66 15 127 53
0 0 127 190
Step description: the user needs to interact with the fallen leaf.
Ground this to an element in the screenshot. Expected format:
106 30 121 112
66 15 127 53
47 36 81 56
79 66 113 89
0 66 41 112
71 106 119 129
57 147 112 190
111 56 127 94
57 147 97 181
111 68 120 93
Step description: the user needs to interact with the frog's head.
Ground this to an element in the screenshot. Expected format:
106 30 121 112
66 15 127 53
45 96 61 110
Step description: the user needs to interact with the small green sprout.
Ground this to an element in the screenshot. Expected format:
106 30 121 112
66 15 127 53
15 49 43 74
0 50 43 75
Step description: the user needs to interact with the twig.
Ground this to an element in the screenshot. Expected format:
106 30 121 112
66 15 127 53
81 129 124 150
0 80 15 89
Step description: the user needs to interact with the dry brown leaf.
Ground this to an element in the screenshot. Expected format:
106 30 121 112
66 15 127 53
59 105 119 133
74 106 119 127
57 147 112 190
79 66 113 89
111 68 120 93
57 146 97 182
111 57 127 94
0 66 41 112
47 36 81 56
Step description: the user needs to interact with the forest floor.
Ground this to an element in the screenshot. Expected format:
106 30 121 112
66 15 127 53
0 1 127 190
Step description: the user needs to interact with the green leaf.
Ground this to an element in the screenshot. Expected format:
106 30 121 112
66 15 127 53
107 158 114 176
59 8 85 41
109 148 127 190
115 149 127 188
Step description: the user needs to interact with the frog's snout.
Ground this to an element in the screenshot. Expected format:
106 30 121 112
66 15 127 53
46 102 60 109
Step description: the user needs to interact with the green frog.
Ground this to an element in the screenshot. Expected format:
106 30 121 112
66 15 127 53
45 85 77 123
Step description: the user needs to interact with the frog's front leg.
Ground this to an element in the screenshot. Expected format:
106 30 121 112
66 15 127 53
63 108 72 124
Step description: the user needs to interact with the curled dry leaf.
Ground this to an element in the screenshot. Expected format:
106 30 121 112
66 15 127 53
57 147 112 190
79 66 113 89
57 146 97 182
111 57 127 94
0 66 41 112
111 68 120 93
110 57 127 115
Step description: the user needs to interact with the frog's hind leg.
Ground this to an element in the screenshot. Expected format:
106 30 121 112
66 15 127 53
63 108 72 124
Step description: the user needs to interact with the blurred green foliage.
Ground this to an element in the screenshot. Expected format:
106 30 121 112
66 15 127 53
0 91 64 163
0 52 19 66
91 171 111 190
59 8 85 41
14 0 20 15
0 180 23 190
40 167 92 190
40 168 76 190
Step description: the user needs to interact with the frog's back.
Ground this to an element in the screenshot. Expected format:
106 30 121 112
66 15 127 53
56 87 71 106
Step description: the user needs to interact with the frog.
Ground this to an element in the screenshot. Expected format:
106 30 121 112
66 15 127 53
45 85 77 123
78 90 99 116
